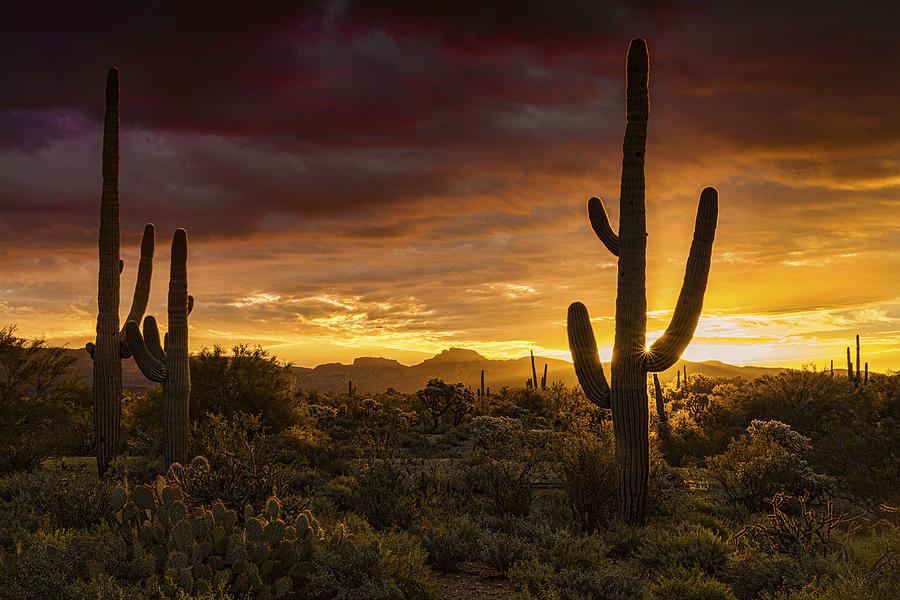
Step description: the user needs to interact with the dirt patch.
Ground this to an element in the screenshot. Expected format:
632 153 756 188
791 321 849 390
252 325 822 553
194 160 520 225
434 565 518 600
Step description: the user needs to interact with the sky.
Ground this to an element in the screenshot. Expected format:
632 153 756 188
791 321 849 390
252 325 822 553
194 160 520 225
1 1 898 370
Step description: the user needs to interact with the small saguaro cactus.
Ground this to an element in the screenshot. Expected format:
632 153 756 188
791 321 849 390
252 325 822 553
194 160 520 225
87 66 156 475
566 39 718 524
541 363 548 390
530 350 539 390
653 373 668 436
126 229 192 467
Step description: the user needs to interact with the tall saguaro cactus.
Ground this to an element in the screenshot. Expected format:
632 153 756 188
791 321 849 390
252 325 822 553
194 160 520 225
87 67 155 474
567 39 718 524
125 230 192 467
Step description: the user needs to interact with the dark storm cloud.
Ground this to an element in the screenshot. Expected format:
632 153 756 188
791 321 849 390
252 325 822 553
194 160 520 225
3 1 900 368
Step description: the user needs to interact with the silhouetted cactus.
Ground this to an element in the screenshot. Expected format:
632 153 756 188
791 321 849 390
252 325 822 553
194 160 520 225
845 335 866 387
566 39 718 524
530 350 539 391
541 363 548 390
847 347 854 383
125 229 192 467
653 373 667 436
86 67 156 475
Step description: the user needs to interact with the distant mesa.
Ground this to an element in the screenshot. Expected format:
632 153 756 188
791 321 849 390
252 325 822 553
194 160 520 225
352 357 405 368
62 345 789 394
422 347 487 363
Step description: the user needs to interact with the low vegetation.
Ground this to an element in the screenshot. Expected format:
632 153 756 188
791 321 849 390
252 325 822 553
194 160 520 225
1 328 898 599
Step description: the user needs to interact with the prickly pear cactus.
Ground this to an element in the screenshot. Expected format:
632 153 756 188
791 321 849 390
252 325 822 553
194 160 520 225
111 477 344 598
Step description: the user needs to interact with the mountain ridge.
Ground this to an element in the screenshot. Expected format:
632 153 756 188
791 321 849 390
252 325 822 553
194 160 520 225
61 346 792 394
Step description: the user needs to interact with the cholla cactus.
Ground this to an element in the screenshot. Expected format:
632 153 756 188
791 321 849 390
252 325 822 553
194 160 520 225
567 39 718 524
125 229 192 467
87 67 155 475
110 477 343 598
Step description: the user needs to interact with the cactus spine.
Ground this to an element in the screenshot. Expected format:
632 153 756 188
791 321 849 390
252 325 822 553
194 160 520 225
566 40 718 524
126 230 191 467
88 67 155 475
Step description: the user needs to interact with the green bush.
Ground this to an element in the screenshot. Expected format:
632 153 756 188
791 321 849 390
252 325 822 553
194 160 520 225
0 525 128 600
602 519 646 559
707 420 831 510
722 550 835 600
510 557 646 600
190 345 302 431
558 421 617 532
0 327 90 473
0 467 114 533
350 459 419 530
419 513 482 572
761 575 894 600
479 530 530 576
636 523 730 576
305 526 438 600
531 528 610 572
649 567 736 600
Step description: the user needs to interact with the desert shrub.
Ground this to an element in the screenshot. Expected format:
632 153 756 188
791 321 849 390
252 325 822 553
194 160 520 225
190 411 270 466
107 452 167 485
271 423 335 468
419 512 482 572
721 550 836 600
707 420 831 510
510 557 646 600
479 530 530 576
468 416 556 517
0 467 114 533
762 575 892 600
532 528 610 572
120 389 163 455
649 567 736 600
190 345 302 430
809 374 900 505
559 420 617 532
747 369 850 435
602 518 646 559
410 459 477 514
0 326 90 473
350 459 418 529
636 523 730 576
0 525 128 600
305 526 438 600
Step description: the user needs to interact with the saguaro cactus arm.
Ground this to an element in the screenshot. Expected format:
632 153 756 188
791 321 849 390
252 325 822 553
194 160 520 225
123 224 156 325
567 302 611 409
588 197 619 256
125 317 167 382
85 223 154 360
645 187 718 372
